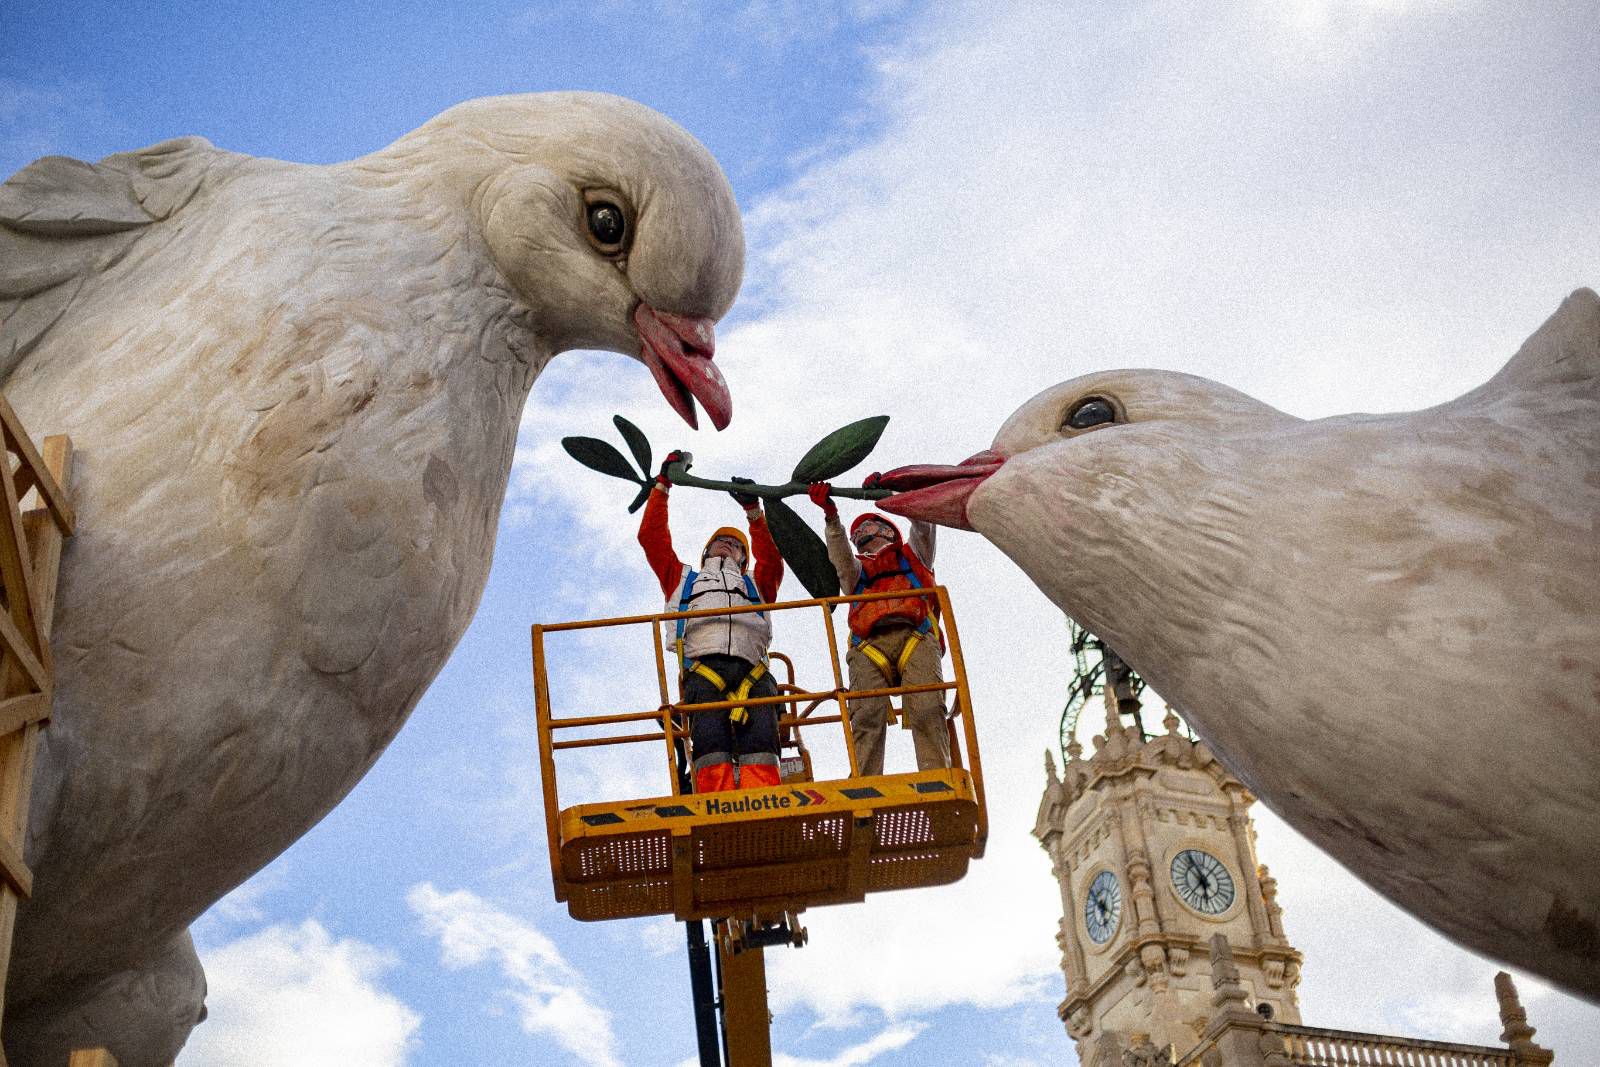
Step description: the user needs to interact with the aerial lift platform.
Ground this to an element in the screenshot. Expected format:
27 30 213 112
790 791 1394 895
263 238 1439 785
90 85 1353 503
532 585 987 1066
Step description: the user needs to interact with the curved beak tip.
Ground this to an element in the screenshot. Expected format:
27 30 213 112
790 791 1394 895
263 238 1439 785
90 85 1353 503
634 304 733 431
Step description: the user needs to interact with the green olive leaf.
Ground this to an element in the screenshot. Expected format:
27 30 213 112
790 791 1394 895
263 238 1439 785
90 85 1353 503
562 436 646 483
763 496 839 599
626 482 655 514
791 415 890 484
612 414 652 480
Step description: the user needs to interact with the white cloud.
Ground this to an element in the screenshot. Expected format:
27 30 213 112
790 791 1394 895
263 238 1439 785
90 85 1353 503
980 1056 1046 1067
775 1021 928 1067
184 921 420 1067
407 883 622 1067
639 916 686 958
507 0 1599 1050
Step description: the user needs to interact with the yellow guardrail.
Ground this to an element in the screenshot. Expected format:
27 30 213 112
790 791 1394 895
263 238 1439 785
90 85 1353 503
532 585 986 904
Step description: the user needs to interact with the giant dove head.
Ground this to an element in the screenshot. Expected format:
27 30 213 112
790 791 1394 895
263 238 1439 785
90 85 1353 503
879 289 1600 1001
370 92 744 429
0 91 745 430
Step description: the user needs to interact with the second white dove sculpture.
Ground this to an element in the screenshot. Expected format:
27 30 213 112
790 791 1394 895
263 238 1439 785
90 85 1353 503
881 289 1600 1004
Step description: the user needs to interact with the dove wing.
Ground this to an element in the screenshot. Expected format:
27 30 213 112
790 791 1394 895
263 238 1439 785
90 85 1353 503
0 136 222 380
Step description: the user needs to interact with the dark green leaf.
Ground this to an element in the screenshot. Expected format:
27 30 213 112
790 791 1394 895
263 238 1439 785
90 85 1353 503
562 436 646 483
612 414 652 480
791 415 890 484
763 496 839 599
626 482 654 514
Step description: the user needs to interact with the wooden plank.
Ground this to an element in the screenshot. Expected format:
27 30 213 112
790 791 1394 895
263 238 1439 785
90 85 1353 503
26 436 72 644
0 694 49 737
0 832 29 898
0 398 73 535
0 453 44 683
69 1050 120 1067
0 612 46 697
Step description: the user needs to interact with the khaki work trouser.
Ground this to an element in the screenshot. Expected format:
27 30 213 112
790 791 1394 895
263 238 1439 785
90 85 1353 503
845 622 951 777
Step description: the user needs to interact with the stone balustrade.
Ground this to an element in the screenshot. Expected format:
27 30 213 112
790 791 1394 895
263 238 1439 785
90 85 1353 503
1274 1024 1518 1066
1175 1021 1543 1067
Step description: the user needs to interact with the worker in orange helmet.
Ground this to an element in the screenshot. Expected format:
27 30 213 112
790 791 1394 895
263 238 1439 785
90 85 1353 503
808 483 951 776
640 452 786 793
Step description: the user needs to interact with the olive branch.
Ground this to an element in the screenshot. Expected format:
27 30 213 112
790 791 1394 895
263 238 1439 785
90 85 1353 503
561 415 893 598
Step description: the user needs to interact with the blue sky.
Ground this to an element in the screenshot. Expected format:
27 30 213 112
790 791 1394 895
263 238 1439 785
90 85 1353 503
5 2 1600 1064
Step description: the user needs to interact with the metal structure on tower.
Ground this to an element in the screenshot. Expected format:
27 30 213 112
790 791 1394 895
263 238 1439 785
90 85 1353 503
1060 620 1198 760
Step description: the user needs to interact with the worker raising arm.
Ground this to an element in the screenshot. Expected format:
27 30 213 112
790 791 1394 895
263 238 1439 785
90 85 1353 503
808 482 951 777
641 453 785 793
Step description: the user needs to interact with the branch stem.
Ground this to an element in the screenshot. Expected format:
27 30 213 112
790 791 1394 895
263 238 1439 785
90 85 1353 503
665 461 889 501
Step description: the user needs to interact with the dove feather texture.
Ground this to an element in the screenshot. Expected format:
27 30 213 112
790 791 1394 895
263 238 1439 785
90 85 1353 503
966 289 1600 1001
0 92 743 1065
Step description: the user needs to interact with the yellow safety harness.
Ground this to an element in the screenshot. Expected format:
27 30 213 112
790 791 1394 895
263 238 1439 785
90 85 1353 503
687 659 768 728
848 547 941 684
856 631 923 685
674 566 770 728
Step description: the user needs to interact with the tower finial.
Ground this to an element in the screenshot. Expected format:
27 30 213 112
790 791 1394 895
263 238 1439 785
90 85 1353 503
1045 748 1059 784
1207 934 1250 1011
1495 972 1552 1060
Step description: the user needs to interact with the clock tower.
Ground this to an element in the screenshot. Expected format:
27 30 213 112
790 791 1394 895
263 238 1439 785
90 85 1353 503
1033 680 1303 1064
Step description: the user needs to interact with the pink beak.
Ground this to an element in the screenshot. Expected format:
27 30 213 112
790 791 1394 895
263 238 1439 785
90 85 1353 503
634 304 732 431
876 449 1006 531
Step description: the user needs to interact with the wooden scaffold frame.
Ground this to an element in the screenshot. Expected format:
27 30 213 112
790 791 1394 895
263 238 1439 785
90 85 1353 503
0 396 75 1066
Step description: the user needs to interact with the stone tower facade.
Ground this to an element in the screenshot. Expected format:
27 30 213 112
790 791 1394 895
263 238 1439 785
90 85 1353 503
1033 698 1302 1065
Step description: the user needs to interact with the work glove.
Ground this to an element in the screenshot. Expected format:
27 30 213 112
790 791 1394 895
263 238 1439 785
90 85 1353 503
807 482 838 519
729 476 760 509
657 450 687 487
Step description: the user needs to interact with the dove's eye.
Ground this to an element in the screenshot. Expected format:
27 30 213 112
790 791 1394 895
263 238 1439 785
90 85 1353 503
1065 396 1118 431
586 202 627 251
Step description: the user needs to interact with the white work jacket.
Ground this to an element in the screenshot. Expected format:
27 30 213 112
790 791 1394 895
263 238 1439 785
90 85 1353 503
666 557 772 666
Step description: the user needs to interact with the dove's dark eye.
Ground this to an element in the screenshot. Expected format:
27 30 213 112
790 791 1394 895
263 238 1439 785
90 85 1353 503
1065 396 1118 431
586 202 627 249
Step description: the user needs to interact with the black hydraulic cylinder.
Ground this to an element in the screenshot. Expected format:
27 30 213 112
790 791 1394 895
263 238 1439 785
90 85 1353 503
686 917 722 1065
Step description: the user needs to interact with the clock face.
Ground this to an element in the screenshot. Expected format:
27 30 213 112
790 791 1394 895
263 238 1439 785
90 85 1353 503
1171 849 1236 915
1083 870 1122 944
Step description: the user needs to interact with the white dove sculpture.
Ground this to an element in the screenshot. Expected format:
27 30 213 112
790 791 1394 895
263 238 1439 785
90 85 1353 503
879 289 1600 1003
0 92 744 1064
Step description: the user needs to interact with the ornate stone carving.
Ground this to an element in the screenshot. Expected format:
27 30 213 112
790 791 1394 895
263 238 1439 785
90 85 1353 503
1207 935 1250 1011
1140 944 1170 992
1262 957 1286 989
1126 848 1161 937
1495 971 1554 1063
1258 863 1286 940
1259 1031 1292 1067
1125 956 1148 986
1123 1034 1174 1066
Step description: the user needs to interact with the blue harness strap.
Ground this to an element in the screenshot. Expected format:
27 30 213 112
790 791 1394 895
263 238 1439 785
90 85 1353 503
673 567 767 670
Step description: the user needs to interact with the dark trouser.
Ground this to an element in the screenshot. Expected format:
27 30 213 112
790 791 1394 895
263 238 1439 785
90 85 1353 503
683 653 780 791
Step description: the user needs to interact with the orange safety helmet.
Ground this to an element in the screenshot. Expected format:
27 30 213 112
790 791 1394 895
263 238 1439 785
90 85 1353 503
702 526 750 571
